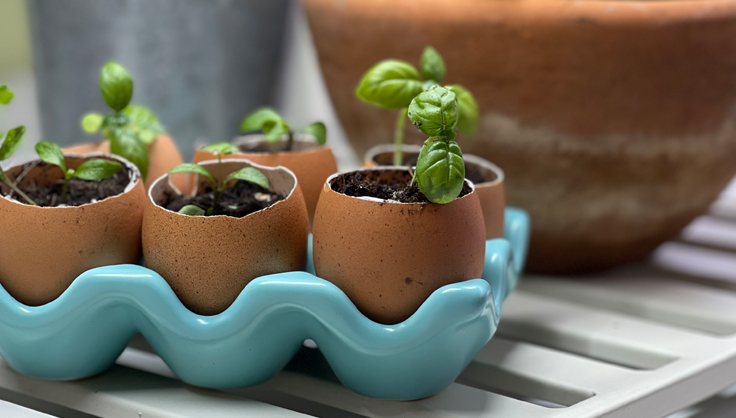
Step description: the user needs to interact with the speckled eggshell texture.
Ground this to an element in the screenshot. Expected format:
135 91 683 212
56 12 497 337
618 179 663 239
0 154 145 306
142 159 309 316
312 168 486 324
63 135 188 192
365 145 506 240
464 155 506 240
193 135 338 225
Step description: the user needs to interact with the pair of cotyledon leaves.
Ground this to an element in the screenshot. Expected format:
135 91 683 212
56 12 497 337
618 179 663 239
169 142 271 217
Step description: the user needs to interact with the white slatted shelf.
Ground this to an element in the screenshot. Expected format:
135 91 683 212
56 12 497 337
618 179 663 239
4 193 736 417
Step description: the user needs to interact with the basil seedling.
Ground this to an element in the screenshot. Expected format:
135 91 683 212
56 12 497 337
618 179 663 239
240 108 326 152
356 46 479 166
81 62 166 180
409 86 465 204
169 143 270 216
35 142 122 199
0 86 35 205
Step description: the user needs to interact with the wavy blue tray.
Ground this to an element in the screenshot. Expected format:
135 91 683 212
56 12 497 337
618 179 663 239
0 207 529 400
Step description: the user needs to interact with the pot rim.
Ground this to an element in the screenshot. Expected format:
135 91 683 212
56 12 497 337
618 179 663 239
463 154 505 187
325 166 476 206
231 133 330 156
0 152 142 209
365 144 505 187
148 158 300 219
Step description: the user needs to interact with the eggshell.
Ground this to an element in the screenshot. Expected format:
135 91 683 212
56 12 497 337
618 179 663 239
63 135 188 192
364 145 506 239
0 154 145 306
312 167 486 324
142 159 309 316
193 135 338 225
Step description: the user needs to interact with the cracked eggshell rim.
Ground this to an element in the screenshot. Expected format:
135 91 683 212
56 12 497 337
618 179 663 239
142 158 309 316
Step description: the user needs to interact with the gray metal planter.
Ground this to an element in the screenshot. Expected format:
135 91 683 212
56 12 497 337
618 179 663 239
28 0 290 160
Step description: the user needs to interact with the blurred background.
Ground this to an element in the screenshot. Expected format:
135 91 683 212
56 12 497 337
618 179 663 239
0 0 359 168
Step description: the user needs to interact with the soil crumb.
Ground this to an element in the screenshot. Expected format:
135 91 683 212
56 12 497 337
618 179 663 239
164 180 285 218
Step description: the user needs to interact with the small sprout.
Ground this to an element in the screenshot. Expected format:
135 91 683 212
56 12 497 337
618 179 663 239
0 86 35 205
355 46 479 166
81 62 166 179
169 153 270 216
0 85 14 105
240 108 327 151
409 88 466 204
35 141 121 199
179 205 206 216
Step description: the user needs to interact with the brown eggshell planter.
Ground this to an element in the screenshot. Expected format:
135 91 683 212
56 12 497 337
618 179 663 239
364 144 506 240
142 158 310 315
192 134 338 226
0 153 146 306
312 167 487 324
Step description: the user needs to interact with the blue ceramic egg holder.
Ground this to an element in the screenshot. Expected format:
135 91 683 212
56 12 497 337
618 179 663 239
0 207 529 400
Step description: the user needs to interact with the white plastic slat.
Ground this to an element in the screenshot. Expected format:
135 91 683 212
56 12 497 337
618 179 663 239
518 270 736 336
0 357 305 418
0 399 54 417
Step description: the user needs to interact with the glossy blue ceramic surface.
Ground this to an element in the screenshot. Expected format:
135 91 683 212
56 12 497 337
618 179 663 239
0 207 529 400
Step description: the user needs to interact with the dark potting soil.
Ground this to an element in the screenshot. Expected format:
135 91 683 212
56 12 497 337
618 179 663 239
163 180 285 218
2 162 132 207
464 162 490 185
331 170 471 204
374 153 493 185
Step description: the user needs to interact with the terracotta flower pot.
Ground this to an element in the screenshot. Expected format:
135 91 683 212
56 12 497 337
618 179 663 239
63 135 188 192
304 0 736 273
312 168 486 324
364 144 506 239
192 135 338 226
0 154 145 306
142 159 309 316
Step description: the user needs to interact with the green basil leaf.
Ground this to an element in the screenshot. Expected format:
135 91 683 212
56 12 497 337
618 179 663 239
420 46 446 83
81 113 104 134
264 122 288 143
224 166 270 190
168 163 214 184
122 105 165 144
73 159 122 181
355 60 423 109
408 86 458 138
202 142 239 155
241 107 287 132
0 85 14 105
34 141 66 172
100 62 133 112
415 139 465 204
301 122 327 145
110 128 149 179
447 84 479 138
178 205 206 216
0 126 25 161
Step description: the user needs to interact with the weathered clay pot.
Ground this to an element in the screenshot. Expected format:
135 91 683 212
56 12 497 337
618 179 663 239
365 145 506 239
63 135 188 192
0 154 145 305
304 0 736 273
143 159 309 316
192 135 338 226
312 168 486 324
